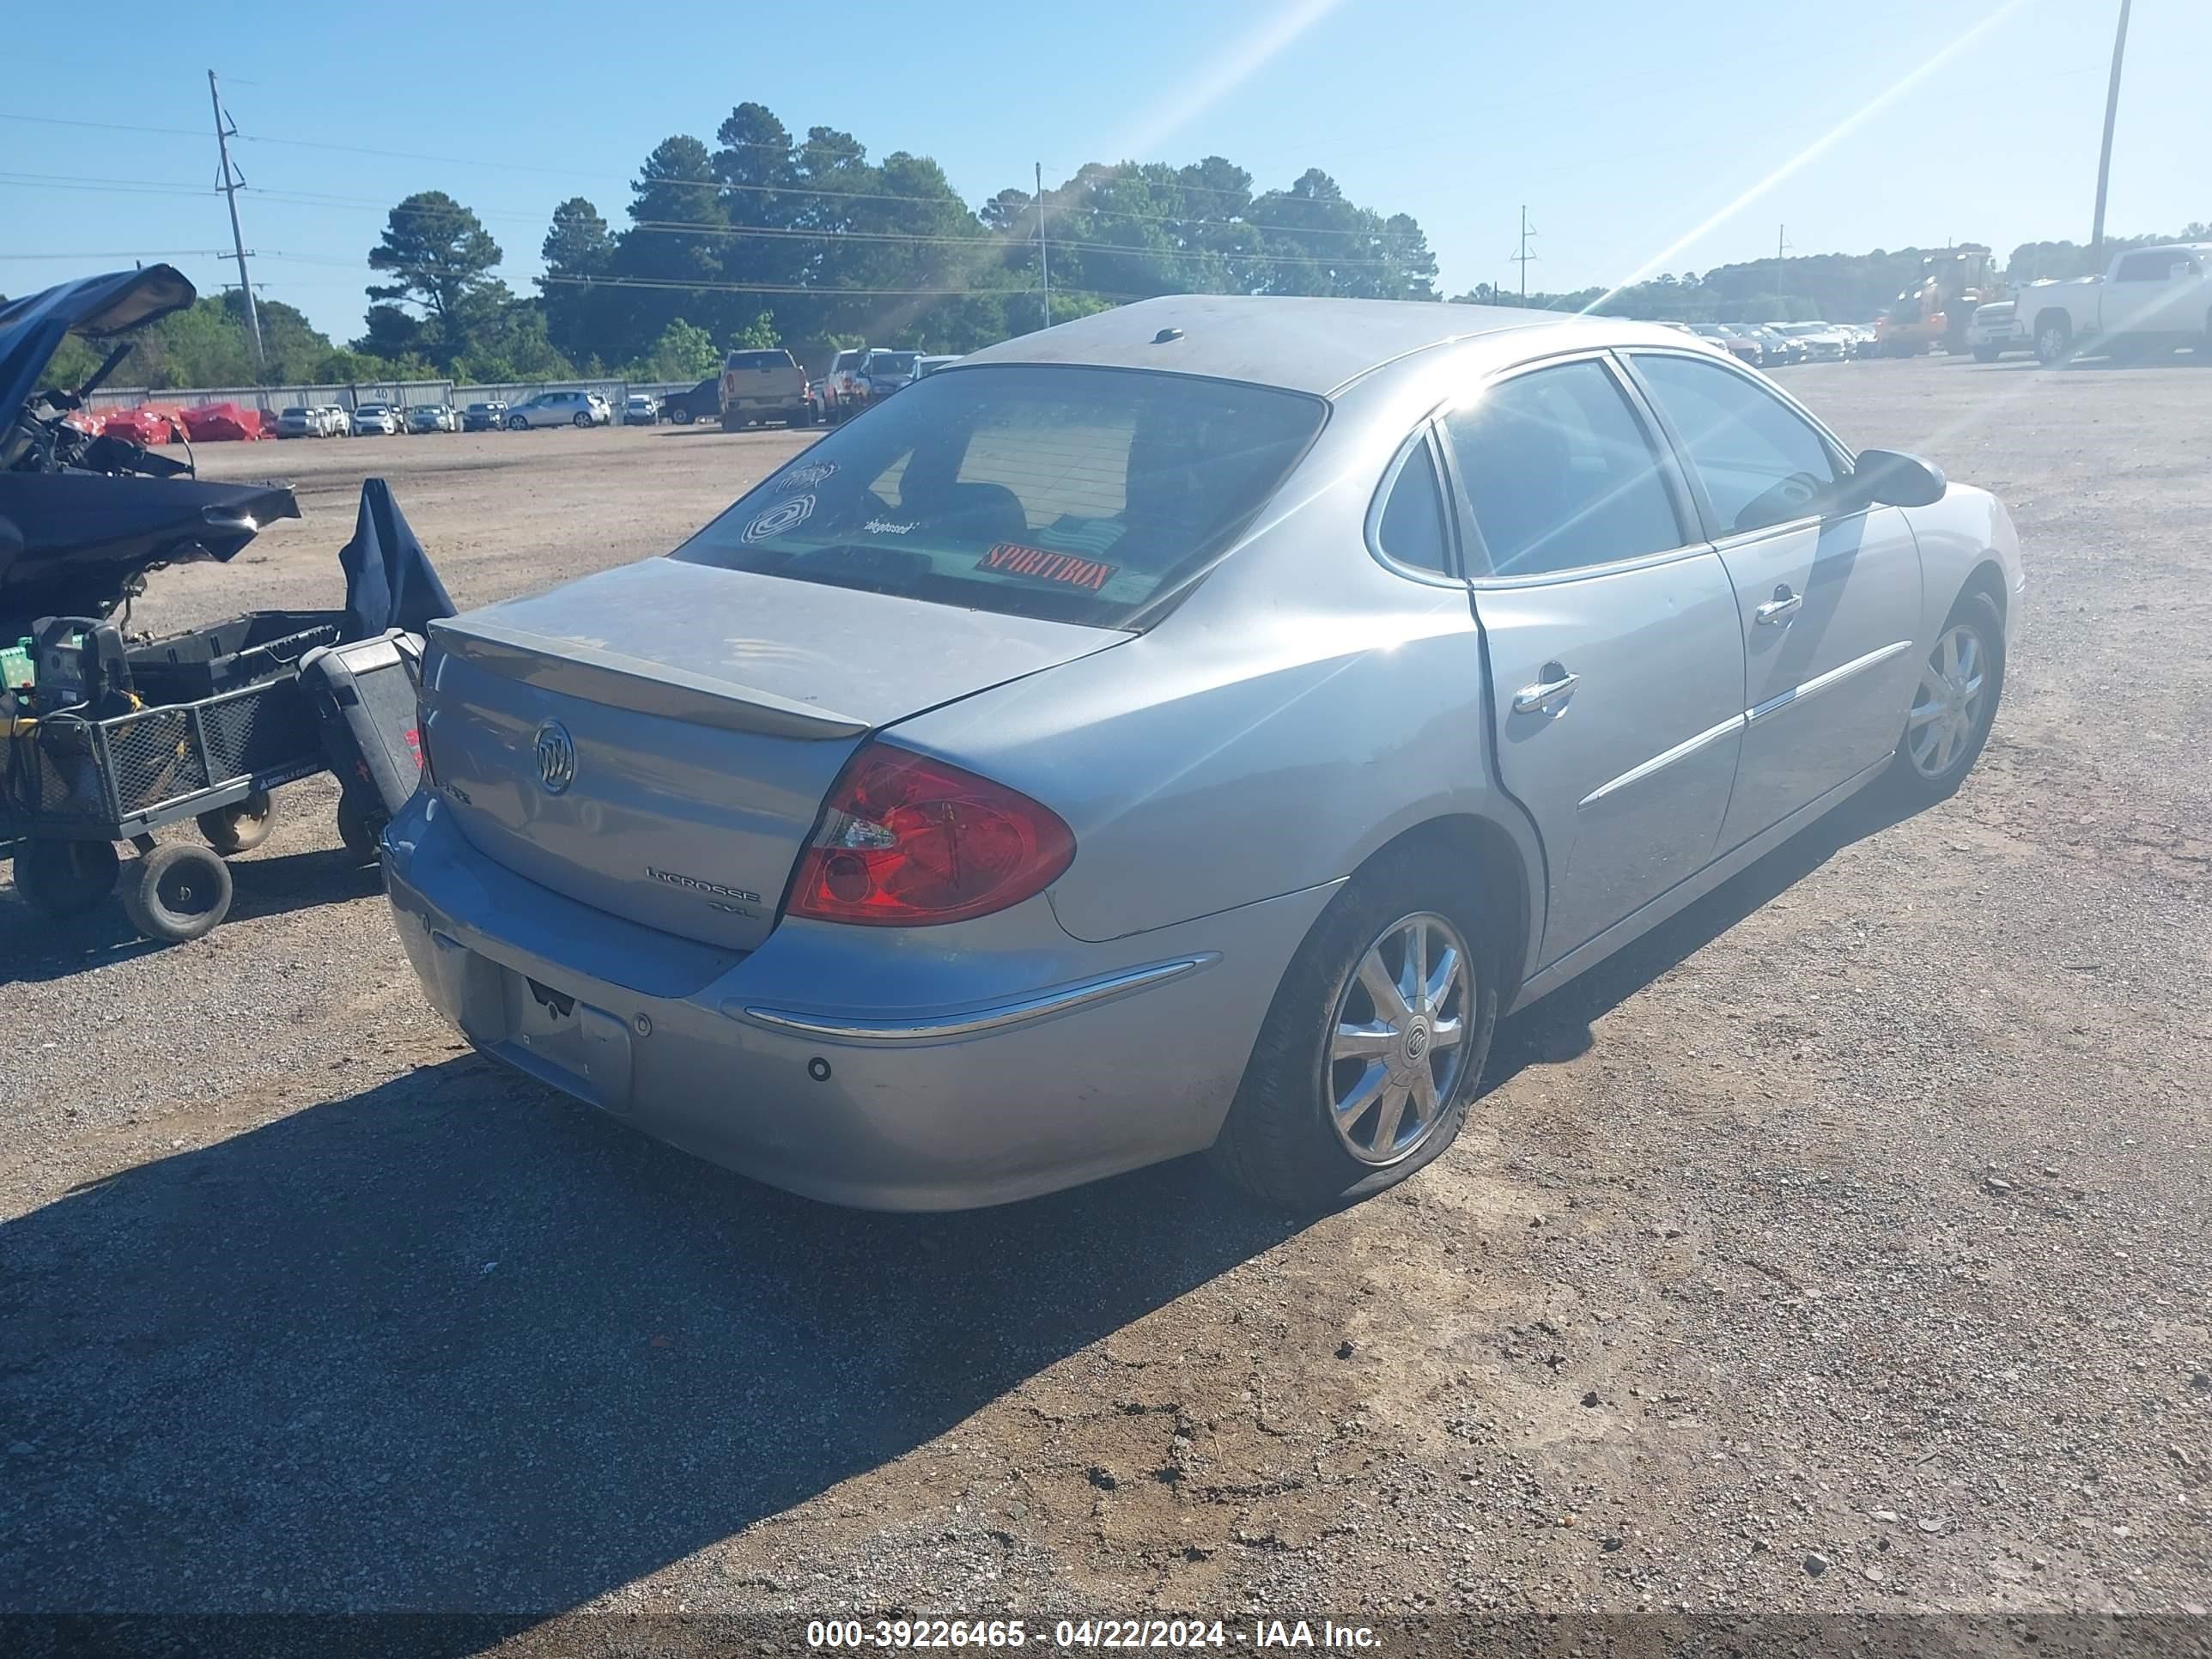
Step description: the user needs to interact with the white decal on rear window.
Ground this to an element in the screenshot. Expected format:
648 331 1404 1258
743 495 814 543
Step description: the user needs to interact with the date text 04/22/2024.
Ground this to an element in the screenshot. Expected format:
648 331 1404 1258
804 1618 1381 1650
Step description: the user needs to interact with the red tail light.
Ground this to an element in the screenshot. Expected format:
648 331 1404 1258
788 742 1075 927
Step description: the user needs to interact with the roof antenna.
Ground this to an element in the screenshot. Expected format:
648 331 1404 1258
1152 327 1183 344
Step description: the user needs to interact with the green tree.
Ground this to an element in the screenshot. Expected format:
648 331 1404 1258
367 190 505 351
539 196 614 360
625 317 721 381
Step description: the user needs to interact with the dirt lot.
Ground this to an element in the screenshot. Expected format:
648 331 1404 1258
3 363 2207 1639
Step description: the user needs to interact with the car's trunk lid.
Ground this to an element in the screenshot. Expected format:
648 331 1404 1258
422 556 1120 950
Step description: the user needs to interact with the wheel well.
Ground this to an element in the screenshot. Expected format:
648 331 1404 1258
1960 557 2008 621
1350 814 1532 1003
2033 307 2072 337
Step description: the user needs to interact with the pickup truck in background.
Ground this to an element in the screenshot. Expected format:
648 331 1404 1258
2008 243 2212 364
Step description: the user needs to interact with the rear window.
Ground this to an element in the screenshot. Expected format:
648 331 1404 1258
673 364 1326 628
726 350 793 371
866 353 919 377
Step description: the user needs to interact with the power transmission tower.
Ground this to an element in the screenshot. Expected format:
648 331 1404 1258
1513 206 1538 306
207 70 264 371
1036 161 1050 331
2091 0 2132 256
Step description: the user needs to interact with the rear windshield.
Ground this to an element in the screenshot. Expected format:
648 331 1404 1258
672 364 1326 629
726 350 792 371
866 353 919 376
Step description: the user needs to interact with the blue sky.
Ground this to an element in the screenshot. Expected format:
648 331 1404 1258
5 0 2203 340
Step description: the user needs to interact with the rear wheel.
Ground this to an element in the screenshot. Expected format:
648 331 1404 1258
1210 850 1498 1210
198 788 274 854
1889 589 2005 803
119 842 233 943
573 410 592 428
10 838 119 918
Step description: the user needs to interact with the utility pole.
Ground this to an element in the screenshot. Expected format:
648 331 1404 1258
1776 223 1792 306
1513 206 1537 306
207 70 264 372
2090 0 2132 257
1036 161 1050 331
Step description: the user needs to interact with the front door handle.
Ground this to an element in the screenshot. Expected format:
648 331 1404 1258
1511 665 1579 714
1756 585 1802 626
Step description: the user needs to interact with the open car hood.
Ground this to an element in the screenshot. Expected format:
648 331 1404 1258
0 264 195 428
0 474 301 634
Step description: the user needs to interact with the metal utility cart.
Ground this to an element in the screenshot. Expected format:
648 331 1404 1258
3 635 330 941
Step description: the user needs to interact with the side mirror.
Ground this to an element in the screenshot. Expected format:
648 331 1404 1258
1851 447 1947 508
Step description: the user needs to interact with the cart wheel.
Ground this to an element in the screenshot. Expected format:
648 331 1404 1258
337 791 388 864
198 789 276 854
10 839 120 918
119 842 234 943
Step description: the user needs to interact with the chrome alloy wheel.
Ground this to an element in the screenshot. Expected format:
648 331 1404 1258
1328 911 1474 1166
1907 623 1989 779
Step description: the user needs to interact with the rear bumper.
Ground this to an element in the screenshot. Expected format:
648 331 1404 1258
380 792 1328 1209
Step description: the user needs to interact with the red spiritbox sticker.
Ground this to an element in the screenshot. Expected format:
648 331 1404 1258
976 543 1118 591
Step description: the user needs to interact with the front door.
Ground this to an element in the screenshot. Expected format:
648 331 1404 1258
1445 355 1749 968
1626 350 1924 848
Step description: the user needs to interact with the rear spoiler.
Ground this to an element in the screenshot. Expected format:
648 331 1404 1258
428 616 870 740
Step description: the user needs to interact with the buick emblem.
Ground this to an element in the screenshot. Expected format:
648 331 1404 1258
533 720 576 794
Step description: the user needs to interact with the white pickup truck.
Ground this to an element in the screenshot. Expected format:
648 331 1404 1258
2008 242 2212 364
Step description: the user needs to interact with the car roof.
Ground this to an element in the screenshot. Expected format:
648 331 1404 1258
963 293 1634 396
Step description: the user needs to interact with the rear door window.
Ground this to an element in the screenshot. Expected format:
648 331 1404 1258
674 364 1326 628
1443 359 1686 577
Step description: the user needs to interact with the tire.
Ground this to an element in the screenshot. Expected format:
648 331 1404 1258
672 407 694 425
1209 848 1499 1211
573 411 592 428
720 412 742 433
198 789 274 854
10 838 118 918
336 790 386 864
119 842 233 943
1888 588 2005 805
2033 313 2072 366
1972 344 2002 364
507 416 529 432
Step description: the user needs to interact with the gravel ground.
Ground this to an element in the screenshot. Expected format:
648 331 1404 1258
2 362 2206 1638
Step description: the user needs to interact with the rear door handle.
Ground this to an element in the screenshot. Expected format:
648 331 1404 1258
1511 665 1579 714
1756 586 1802 626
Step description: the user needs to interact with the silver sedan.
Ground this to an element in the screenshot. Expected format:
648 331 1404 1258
385 297 2022 1211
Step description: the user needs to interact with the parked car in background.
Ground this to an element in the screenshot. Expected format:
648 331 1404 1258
275 404 323 439
506 390 612 430
1691 325 1763 367
659 376 721 425
852 349 922 409
1776 322 1850 362
461 400 508 432
386 296 2020 1213
623 392 660 426
1746 325 1806 365
719 349 810 430
818 347 868 422
2008 244 2212 364
351 403 401 436
407 404 459 434
316 404 351 435
1965 302 2020 362
915 354 963 378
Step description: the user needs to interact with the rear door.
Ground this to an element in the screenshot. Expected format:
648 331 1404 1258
1445 352 1748 969
1625 349 1923 848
